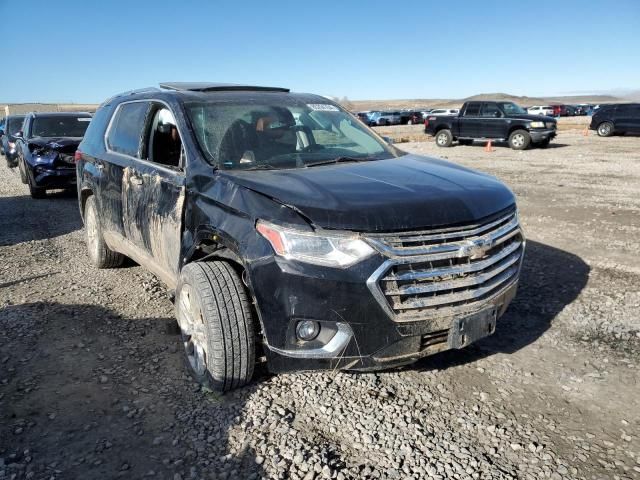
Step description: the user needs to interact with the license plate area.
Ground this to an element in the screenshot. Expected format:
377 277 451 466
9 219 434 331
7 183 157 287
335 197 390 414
448 307 498 349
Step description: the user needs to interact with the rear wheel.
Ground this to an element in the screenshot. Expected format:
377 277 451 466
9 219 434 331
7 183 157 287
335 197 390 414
84 196 124 268
435 129 453 147
175 261 256 392
508 130 531 150
597 122 613 137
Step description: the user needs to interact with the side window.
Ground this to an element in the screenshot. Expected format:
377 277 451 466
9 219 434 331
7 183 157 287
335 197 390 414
481 103 501 118
145 105 183 168
463 103 481 116
106 102 149 157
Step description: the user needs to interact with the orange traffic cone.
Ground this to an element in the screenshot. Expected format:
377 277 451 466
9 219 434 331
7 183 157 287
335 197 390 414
484 140 495 152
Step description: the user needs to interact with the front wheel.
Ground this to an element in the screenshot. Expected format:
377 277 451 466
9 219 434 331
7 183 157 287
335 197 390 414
175 261 256 392
18 157 27 184
435 129 453 147
28 180 46 199
508 130 531 150
597 122 613 137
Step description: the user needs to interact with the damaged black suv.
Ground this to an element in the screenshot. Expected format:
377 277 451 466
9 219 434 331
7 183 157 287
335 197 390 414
76 83 524 392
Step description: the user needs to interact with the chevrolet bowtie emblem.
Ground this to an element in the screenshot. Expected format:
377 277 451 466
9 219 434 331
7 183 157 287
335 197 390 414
460 239 490 260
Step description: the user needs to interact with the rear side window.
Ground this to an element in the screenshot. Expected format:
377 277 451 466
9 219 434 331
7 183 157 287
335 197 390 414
107 102 149 157
463 103 481 116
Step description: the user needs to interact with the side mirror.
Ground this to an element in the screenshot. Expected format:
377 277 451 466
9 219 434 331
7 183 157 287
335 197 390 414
13 131 23 138
382 136 394 145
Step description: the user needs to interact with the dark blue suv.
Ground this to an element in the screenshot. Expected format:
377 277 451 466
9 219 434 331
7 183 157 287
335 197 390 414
0 114 26 167
76 82 523 392
16 111 92 198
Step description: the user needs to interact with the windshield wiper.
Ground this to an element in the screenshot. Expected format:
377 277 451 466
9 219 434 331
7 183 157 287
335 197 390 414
304 156 375 168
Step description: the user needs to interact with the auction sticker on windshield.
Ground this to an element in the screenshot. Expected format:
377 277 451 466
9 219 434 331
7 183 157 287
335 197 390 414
307 104 340 112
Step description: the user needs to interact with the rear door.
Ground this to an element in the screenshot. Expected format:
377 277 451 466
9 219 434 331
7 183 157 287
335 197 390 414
615 105 640 133
121 102 186 285
102 101 151 239
479 102 507 138
457 102 482 137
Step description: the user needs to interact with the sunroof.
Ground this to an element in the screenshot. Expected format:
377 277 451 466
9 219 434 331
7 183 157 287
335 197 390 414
159 82 289 93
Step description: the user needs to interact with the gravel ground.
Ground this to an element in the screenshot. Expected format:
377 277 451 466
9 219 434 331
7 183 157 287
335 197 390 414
1 130 639 480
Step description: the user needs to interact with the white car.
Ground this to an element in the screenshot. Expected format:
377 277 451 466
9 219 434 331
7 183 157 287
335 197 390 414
429 108 459 116
528 106 554 116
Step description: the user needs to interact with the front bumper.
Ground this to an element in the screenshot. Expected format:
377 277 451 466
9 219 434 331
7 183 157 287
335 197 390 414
250 252 521 374
529 129 557 143
30 165 77 189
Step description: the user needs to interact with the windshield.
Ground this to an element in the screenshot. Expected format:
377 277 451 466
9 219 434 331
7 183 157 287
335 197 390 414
498 102 527 115
186 99 399 170
31 116 91 138
6 117 25 135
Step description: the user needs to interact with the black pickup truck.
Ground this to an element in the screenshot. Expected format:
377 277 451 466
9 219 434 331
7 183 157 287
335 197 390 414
424 101 557 150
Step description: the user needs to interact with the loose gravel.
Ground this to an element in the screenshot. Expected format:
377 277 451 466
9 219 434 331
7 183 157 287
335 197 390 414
1 131 639 479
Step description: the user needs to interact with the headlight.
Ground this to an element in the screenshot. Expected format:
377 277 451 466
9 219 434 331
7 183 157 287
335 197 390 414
530 121 545 128
545 122 556 129
256 220 375 268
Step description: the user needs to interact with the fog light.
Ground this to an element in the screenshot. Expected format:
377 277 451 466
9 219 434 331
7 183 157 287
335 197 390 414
296 320 320 341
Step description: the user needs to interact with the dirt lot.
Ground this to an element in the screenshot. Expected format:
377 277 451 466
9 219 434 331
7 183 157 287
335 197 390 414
1 129 639 480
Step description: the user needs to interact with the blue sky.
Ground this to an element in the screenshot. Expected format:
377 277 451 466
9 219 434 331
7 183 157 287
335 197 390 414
1 0 639 103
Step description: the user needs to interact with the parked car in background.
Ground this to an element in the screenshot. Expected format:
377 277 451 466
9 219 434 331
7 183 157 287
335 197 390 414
428 108 459 116
15 112 92 198
0 114 26 167
425 101 557 149
402 111 424 124
527 106 554 116
563 105 576 116
574 104 593 116
590 103 640 137
369 111 402 126
356 112 370 124
76 82 524 392
551 105 562 117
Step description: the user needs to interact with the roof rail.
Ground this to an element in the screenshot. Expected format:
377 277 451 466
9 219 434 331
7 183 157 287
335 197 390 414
159 82 290 93
101 87 161 106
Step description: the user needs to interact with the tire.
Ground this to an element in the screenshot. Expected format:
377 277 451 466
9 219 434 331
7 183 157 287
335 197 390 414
84 196 124 268
597 122 614 137
18 157 27 184
508 129 531 150
435 129 453 147
28 179 46 199
175 261 255 392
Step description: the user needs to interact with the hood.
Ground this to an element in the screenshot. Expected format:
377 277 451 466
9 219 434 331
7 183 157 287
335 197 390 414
27 137 82 153
513 114 557 122
27 137 82 166
224 154 516 232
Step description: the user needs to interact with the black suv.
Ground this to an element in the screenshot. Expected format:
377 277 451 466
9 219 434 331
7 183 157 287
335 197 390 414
76 82 524 392
590 103 640 137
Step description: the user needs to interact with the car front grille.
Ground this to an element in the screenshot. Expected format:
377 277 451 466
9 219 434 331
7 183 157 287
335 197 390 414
365 208 524 322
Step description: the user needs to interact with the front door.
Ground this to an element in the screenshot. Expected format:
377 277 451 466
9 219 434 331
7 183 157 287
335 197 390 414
122 104 186 285
479 102 508 138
